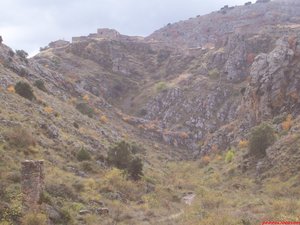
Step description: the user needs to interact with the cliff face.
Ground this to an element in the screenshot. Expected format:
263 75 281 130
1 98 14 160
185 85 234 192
239 36 300 123
26 0 300 158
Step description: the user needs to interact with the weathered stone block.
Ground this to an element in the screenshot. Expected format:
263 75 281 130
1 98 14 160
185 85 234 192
21 160 44 210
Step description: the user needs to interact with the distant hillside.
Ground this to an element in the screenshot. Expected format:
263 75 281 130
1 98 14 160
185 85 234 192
147 0 300 48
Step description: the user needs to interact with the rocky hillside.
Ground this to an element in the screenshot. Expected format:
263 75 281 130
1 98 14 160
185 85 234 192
1 0 300 224
32 0 300 156
148 0 300 48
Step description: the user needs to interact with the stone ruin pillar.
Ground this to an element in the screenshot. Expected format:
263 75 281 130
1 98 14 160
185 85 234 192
21 160 44 211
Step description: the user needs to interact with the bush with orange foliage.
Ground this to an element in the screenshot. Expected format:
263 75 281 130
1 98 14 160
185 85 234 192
178 132 189 139
7 85 15 93
83 94 90 101
122 116 131 122
282 114 293 131
44 106 54 114
238 140 249 149
199 155 211 167
100 115 108 123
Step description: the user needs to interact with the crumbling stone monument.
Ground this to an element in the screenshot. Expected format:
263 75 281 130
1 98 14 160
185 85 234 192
21 160 44 210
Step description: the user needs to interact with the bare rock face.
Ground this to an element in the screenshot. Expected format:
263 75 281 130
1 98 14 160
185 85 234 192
144 81 240 152
223 35 248 82
239 36 300 127
21 160 44 211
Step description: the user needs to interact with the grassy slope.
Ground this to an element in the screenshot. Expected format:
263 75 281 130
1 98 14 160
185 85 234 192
1 97 300 225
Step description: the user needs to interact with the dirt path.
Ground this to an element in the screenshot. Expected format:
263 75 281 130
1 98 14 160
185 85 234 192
156 193 196 223
157 209 184 223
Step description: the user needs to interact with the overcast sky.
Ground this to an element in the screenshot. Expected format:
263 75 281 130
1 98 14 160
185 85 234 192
0 0 247 56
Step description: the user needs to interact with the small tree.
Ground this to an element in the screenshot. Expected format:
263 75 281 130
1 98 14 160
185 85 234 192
77 148 91 161
107 141 144 180
107 141 132 170
128 157 143 180
16 49 28 58
15 81 35 101
249 123 276 157
34 80 47 92
76 102 94 118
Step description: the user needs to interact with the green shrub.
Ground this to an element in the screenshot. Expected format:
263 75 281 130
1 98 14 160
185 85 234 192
15 50 28 58
155 81 168 92
108 141 144 180
18 67 29 77
77 148 91 161
139 108 148 117
76 102 94 118
225 149 235 163
107 141 132 170
39 191 52 205
130 142 146 155
58 208 72 224
15 82 35 101
128 157 143 180
46 183 75 199
80 161 94 172
73 122 79 129
34 80 47 92
72 180 85 192
249 123 276 157
7 172 21 183
8 50 15 57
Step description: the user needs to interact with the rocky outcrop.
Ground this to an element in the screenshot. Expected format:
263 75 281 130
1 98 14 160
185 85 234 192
239 36 300 128
142 80 240 153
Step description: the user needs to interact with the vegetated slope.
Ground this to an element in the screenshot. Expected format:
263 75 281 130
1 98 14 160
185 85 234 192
1 0 300 224
0 42 186 225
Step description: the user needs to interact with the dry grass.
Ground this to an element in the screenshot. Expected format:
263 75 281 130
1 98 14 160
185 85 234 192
4 127 36 149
